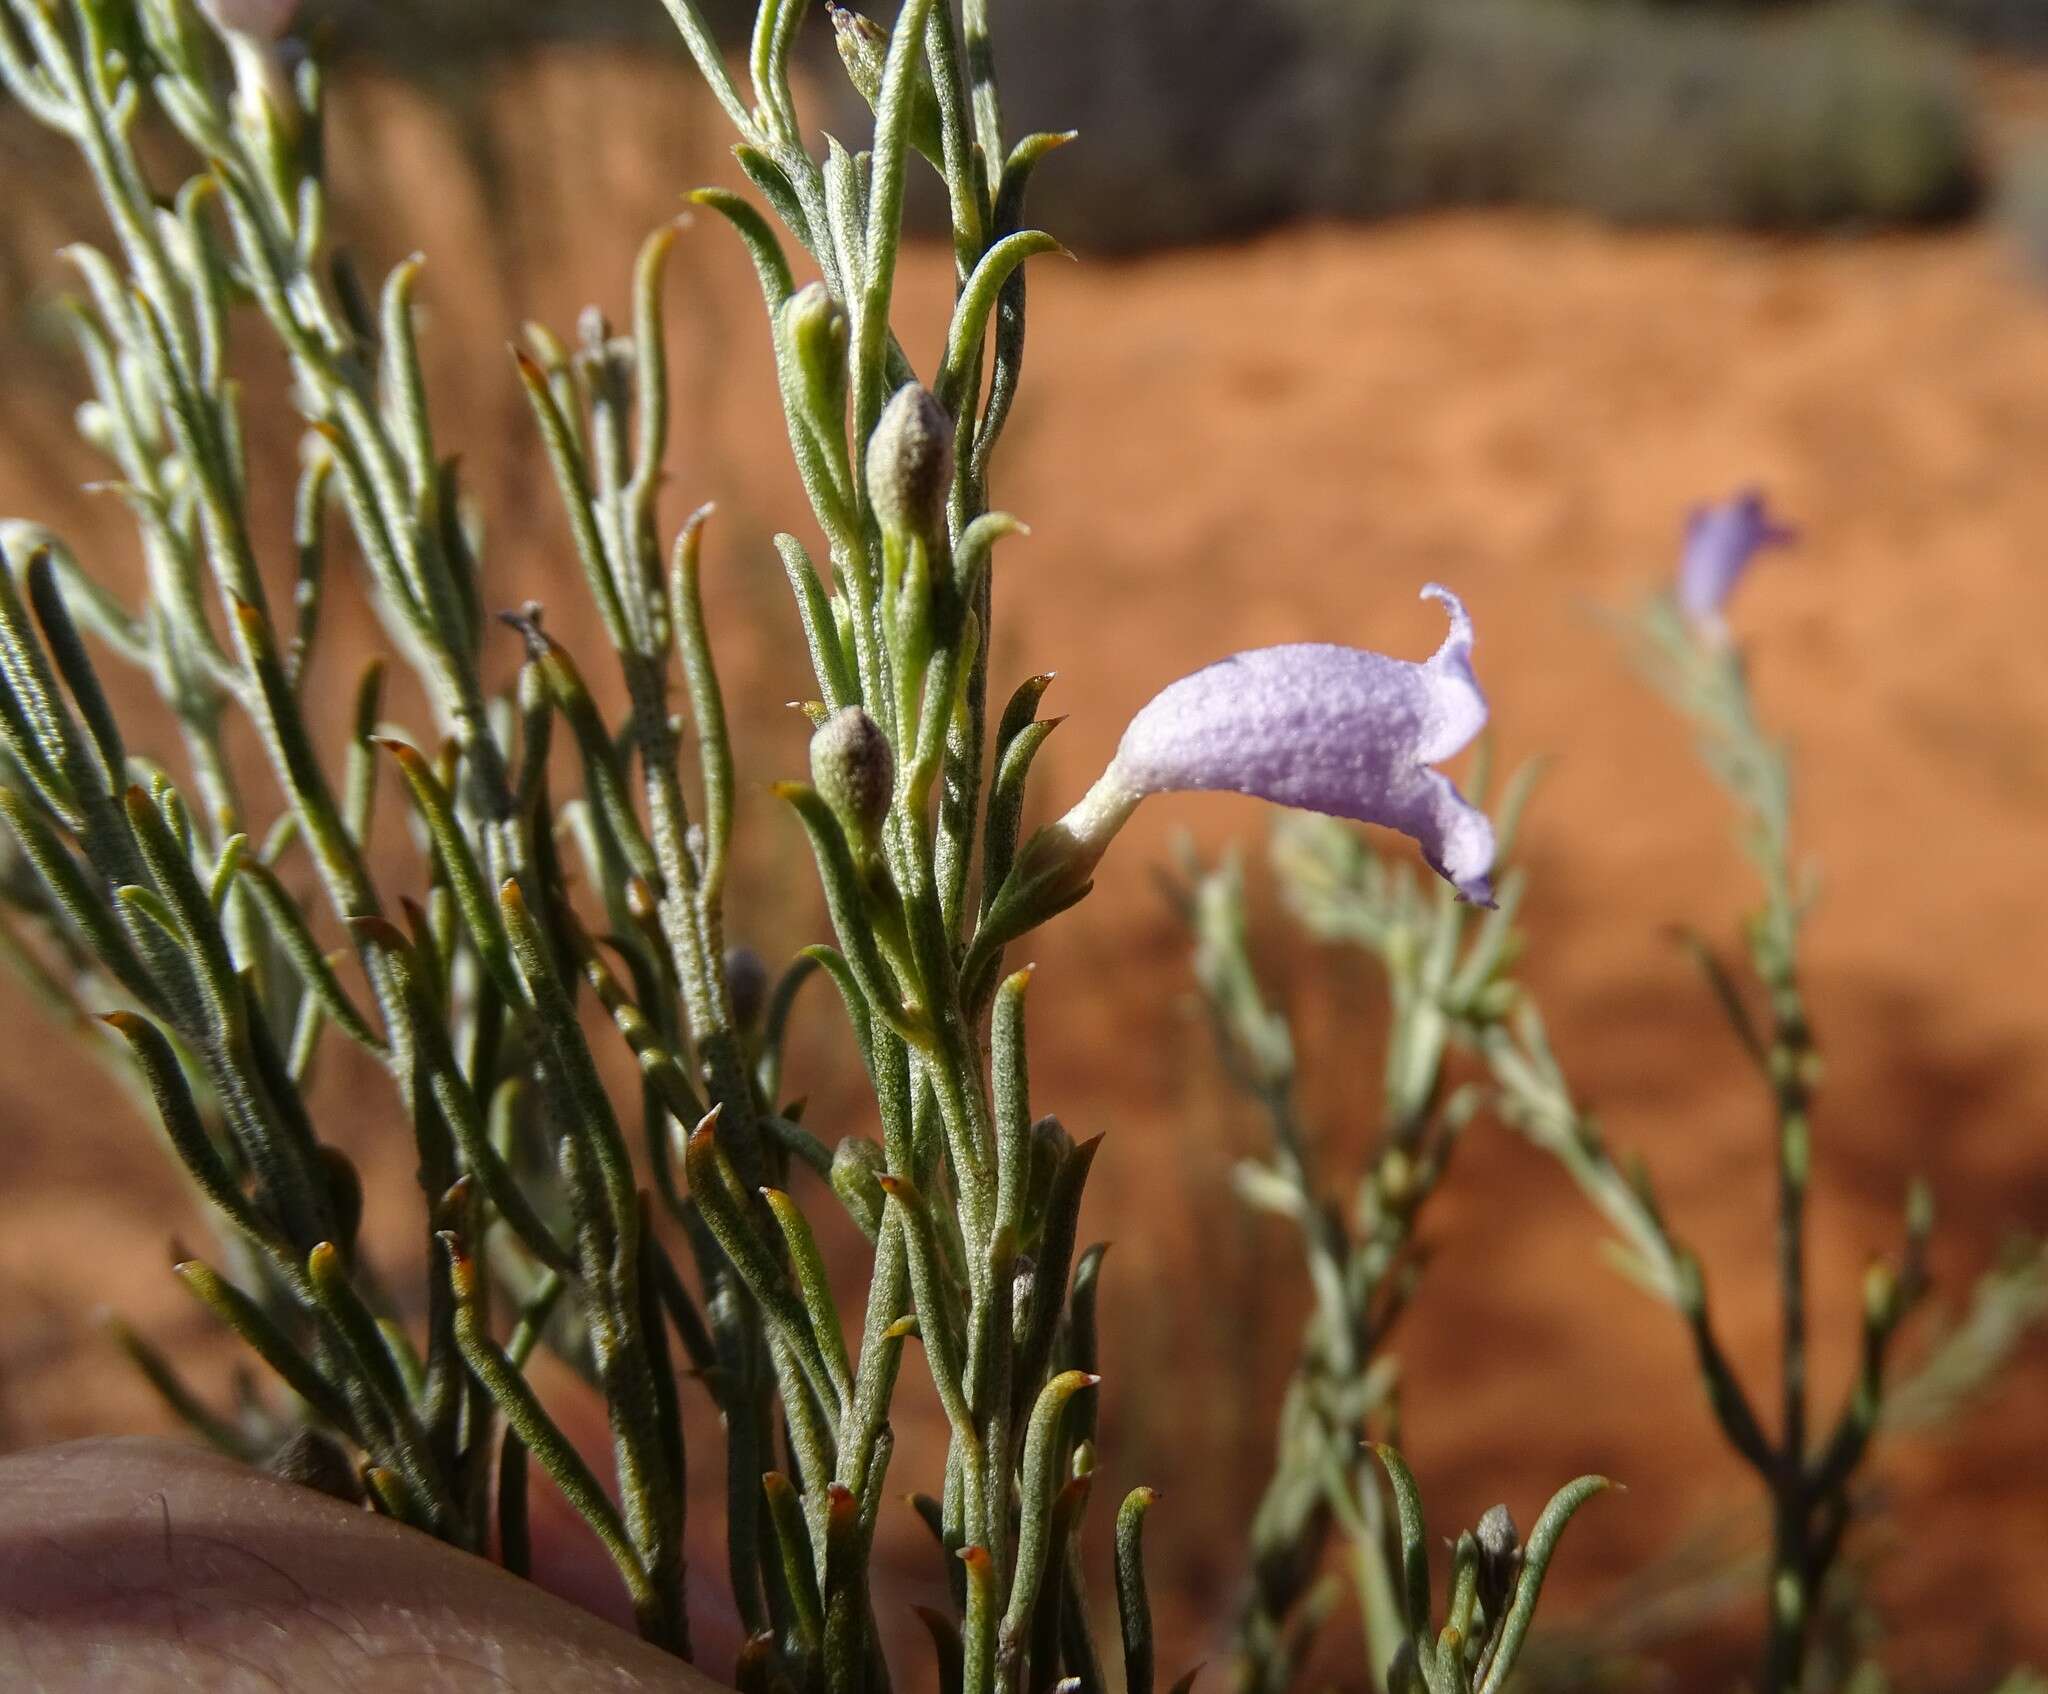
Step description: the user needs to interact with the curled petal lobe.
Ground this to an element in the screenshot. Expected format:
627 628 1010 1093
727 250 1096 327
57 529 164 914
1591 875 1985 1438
1054 585 1496 905
1678 488 1796 632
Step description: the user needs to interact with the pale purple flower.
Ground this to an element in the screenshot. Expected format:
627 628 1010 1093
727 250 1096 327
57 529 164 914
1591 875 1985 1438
198 0 298 40
1049 584 1496 905
197 0 300 131
1677 489 1796 634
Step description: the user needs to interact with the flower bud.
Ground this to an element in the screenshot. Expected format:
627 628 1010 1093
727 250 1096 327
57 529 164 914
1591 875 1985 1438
827 1 888 104
866 383 953 546
810 705 893 850
830 1137 887 1238
782 283 849 434
1906 1177 1934 1244
264 1427 364 1504
1376 1147 1416 1216
1863 1260 1899 1329
1475 1503 1521 1618
827 2 944 165
724 944 770 1034
74 401 116 455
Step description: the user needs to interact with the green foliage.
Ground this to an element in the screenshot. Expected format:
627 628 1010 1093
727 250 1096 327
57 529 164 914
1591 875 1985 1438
0 0 1141 1683
1177 753 1601 1694
1188 577 2045 1691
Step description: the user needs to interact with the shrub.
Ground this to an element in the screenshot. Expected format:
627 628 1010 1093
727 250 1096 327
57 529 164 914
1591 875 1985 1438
989 0 1980 249
1997 131 2048 284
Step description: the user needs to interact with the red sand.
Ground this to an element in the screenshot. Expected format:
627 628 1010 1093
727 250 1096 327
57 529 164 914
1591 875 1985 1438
0 54 2042 1686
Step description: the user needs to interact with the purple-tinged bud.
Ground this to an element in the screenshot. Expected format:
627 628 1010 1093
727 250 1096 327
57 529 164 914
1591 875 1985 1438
827 1 889 105
724 944 770 1033
866 384 953 545
1475 1503 1521 1617
1677 488 1796 637
810 705 893 850
264 1427 364 1504
1043 585 1495 906
828 2 945 165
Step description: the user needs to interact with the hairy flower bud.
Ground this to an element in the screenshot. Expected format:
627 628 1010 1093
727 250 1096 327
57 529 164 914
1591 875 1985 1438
724 944 770 1033
1376 1147 1416 1216
830 1137 887 1238
810 706 893 850
782 282 849 433
1475 1503 1521 1618
826 1 888 103
866 383 953 545
827 2 945 165
264 1427 364 1504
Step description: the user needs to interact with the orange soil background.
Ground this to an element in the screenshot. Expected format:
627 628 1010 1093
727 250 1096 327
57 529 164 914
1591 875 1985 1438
1 52 2043 1688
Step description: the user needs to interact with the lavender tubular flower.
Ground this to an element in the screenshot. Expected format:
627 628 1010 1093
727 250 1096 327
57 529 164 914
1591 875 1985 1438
992 586 1495 959
1677 488 1796 635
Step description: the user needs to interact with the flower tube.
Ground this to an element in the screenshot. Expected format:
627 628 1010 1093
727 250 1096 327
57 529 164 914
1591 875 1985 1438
977 585 1497 973
1677 489 1796 637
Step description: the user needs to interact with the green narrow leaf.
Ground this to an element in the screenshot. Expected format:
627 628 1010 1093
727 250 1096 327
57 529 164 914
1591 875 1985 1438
1003 1370 1101 1644
992 964 1033 1230
670 507 734 901
1012 1135 1102 1420
378 255 435 498
935 230 1065 420
444 1234 653 1610
1115 1487 1160 1694
235 859 385 1053
23 548 124 795
101 1010 281 1259
510 351 631 653
173 1256 356 1435
821 1482 867 1694
689 187 797 311
1371 1445 1434 1646
761 1470 824 1659
0 789 157 1006
377 737 521 1001
682 1112 841 1415
497 1425 531 1578
853 0 941 452
775 534 857 714
777 782 923 1043
1475 1477 1611 1694
102 1312 250 1459
762 1185 855 1409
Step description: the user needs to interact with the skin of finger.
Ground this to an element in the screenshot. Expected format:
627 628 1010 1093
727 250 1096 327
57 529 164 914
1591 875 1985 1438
0 1437 721 1693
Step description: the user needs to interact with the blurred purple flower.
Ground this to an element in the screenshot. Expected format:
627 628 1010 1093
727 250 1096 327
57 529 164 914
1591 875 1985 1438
1678 489 1796 634
1050 585 1496 905
199 0 297 41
